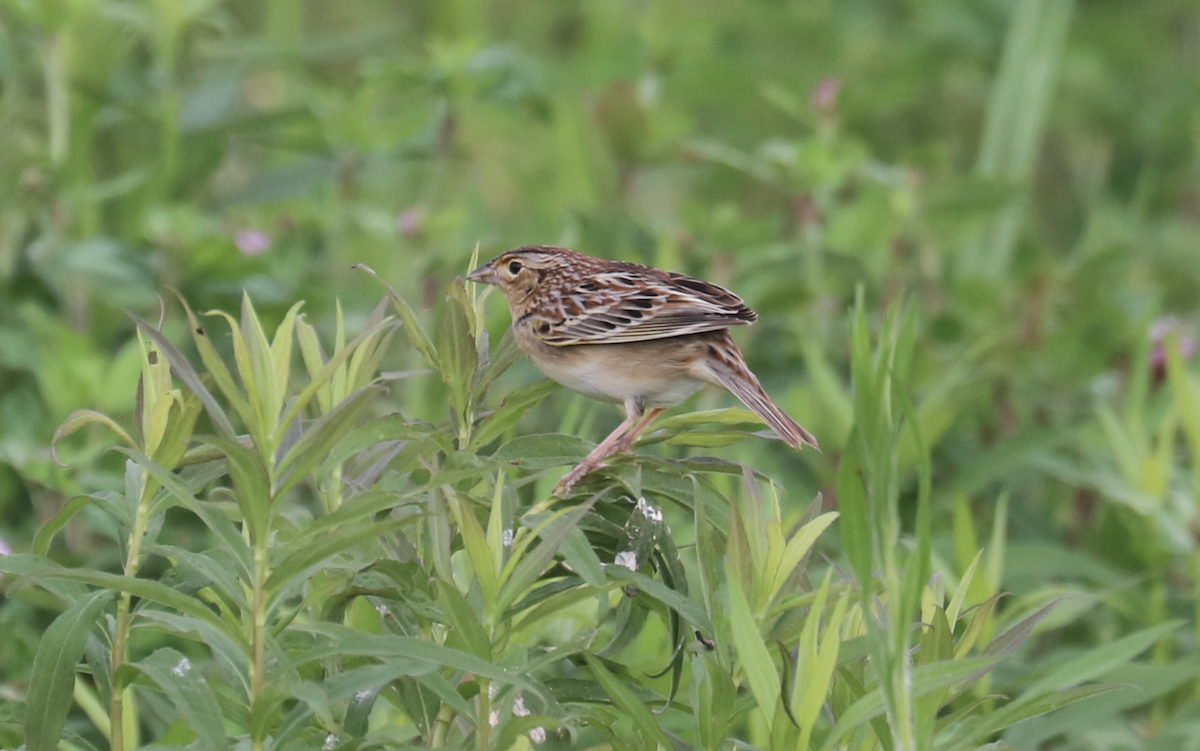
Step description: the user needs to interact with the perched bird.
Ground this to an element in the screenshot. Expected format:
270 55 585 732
467 246 817 494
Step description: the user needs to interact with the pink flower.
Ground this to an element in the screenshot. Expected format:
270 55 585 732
396 205 426 237
235 229 271 256
810 77 842 115
1148 316 1197 379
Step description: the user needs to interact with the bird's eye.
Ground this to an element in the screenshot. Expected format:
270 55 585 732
507 260 524 275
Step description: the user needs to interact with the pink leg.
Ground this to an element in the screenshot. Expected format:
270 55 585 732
554 413 640 496
554 408 666 496
610 407 663 455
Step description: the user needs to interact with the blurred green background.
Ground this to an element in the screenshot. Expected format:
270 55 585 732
2 0 1200 743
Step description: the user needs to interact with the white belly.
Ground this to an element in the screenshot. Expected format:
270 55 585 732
535 347 705 410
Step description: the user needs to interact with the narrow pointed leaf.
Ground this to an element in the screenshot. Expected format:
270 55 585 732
25 591 113 751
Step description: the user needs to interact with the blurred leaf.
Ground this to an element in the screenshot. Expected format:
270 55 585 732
940 685 1124 751
1025 621 1181 696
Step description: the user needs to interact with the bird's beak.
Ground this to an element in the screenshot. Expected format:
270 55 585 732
466 264 498 285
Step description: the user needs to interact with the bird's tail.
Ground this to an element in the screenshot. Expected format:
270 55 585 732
699 333 819 451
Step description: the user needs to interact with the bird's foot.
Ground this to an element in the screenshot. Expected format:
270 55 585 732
553 461 599 497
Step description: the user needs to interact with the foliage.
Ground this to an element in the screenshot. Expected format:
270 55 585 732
3 0 1200 749
0 281 1161 750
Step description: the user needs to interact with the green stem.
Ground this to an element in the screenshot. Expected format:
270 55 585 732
430 704 455 748
109 475 155 751
477 678 491 751
248 538 270 751
108 596 130 751
251 544 269 702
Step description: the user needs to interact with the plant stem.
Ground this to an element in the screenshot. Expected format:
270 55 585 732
247 537 270 751
477 678 491 751
109 473 155 751
251 544 269 702
430 704 455 748
108 596 129 751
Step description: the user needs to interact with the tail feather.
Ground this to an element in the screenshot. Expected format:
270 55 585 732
700 334 819 451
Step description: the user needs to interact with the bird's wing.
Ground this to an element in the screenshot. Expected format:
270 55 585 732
531 270 757 346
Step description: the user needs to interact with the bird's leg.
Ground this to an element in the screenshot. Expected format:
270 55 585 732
554 411 641 496
610 407 663 455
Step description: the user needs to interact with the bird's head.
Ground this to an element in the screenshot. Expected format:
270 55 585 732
466 246 586 306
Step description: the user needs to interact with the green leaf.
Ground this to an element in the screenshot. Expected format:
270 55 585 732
33 495 93 555
427 488 454 584
135 612 250 700
693 654 737 751
26 567 237 639
835 439 871 585
473 327 521 403
560 528 607 588
438 580 492 661
357 263 441 372
199 436 272 547
939 685 1123 751
818 657 1003 751
767 511 838 605
583 652 672 748
440 278 478 424
470 379 561 450
320 413 431 474
946 551 983 629
915 608 956 747
982 599 1060 659
664 430 757 448
492 433 593 469
134 647 229 751
498 498 597 614
50 409 137 466
265 518 410 594
651 407 763 433
899 386 933 640
451 493 499 608
795 590 850 748
150 545 246 608
115 447 253 581
276 315 396 440
132 314 239 440
295 625 553 710
605 566 712 635
1025 620 1181 696
270 300 306 415
274 384 382 497
726 559 779 726
25 590 113 751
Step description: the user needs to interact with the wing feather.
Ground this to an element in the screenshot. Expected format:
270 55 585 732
532 270 756 346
